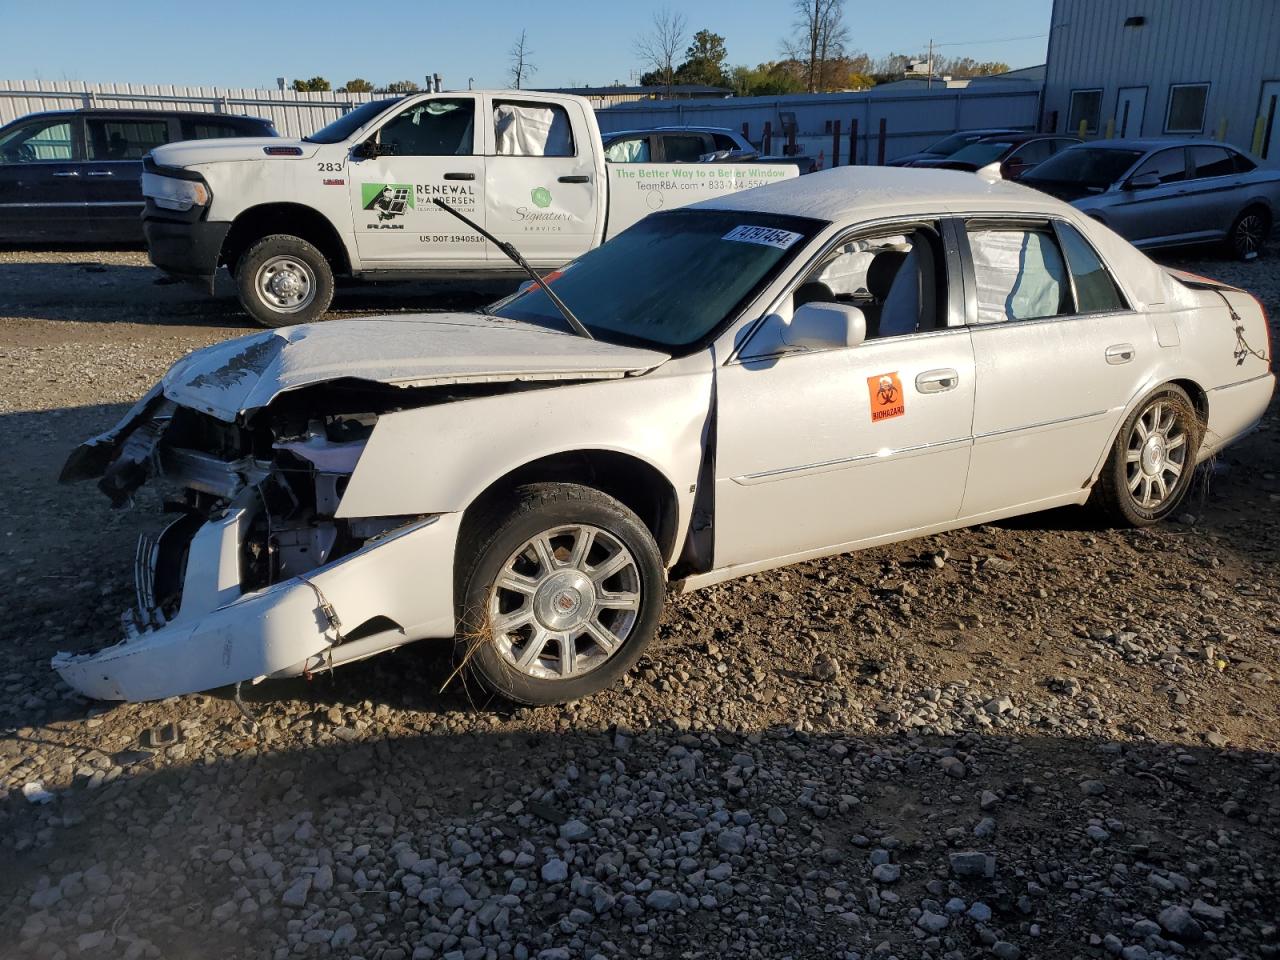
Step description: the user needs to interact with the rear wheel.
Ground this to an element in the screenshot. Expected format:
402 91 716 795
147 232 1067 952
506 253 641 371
234 234 334 327
456 483 666 705
1093 385 1202 526
1226 206 1270 261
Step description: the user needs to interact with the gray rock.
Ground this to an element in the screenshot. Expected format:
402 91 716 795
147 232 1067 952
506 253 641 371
991 943 1020 960
646 889 680 911
967 902 992 922
1157 905 1203 943
559 819 591 842
541 859 569 884
281 876 311 908
940 756 967 779
949 851 996 879
1079 779 1107 796
871 863 901 883
716 830 746 854
917 911 949 934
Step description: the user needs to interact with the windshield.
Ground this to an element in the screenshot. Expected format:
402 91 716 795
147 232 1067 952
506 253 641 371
304 98 400 143
947 140 1012 166
490 209 825 350
1022 147 1145 188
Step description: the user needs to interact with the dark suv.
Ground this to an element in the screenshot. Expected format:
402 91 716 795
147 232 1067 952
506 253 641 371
0 108 275 243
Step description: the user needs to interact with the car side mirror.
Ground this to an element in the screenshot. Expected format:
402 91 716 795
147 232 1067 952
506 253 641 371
352 139 380 160
1126 172 1160 190
782 302 867 350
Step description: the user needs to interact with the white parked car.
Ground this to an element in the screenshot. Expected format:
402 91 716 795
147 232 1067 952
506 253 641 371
57 168 1274 705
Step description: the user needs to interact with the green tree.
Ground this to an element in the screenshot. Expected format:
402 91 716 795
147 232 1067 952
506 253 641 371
291 76 331 92
378 80 421 94
674 29 729 86
728 60 806 97
340 78 374 93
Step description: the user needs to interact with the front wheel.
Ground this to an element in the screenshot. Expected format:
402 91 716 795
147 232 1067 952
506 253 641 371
1092 385 1203 526
234 234 335 327
456 483 666 705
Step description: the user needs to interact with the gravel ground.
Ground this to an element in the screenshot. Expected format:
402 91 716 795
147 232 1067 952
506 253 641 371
1 247 1278 960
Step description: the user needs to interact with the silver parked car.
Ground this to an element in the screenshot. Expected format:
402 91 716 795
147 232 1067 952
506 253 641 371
1021 139 1280 260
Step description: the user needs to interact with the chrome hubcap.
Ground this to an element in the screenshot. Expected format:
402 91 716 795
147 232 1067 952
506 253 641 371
1125 400 1188 509
488 524 641 680
256 256 316 313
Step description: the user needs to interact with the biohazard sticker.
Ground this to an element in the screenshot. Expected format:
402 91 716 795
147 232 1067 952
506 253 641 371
867 372 905 422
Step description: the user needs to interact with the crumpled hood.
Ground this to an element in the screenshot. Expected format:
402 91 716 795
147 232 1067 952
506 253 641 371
163 313 670 422
151 136 319 166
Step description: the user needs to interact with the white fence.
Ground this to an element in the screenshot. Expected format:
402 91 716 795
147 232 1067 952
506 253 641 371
597 84 1044 165
0 81 381 138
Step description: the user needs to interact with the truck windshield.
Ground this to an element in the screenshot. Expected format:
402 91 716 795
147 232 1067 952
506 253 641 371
304 98 400 144
489 209 824 350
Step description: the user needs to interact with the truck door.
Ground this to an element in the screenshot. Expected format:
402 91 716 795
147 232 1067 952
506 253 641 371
347 96 487 264
483 97 600 266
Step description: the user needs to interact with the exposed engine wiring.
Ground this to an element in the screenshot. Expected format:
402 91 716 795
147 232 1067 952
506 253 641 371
1215 289 1271 366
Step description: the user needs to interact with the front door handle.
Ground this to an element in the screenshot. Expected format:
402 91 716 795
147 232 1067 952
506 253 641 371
1105 343 1135 364
52 171 79 178
443 171 475 180
916 368 959 393
558 174 590 183
86 170 115 177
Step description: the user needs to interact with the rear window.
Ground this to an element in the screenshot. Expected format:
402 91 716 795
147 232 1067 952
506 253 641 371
86 118 170 160
1190 145 1235 178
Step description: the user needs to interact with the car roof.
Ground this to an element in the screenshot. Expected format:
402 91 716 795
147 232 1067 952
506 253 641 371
696 166 1059 221
606 126 736 137
1074 137 1231 151
3 108 271 123
974 133 1075 144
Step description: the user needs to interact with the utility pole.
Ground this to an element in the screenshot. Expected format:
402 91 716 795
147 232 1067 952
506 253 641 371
927 38 934 90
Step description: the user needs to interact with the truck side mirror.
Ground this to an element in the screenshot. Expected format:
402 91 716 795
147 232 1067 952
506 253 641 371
781 302 867 350
352 139 380 160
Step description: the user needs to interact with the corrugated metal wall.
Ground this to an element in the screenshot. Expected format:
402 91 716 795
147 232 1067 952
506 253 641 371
1043 0 1280 158
0 81 380 138
596 84 1044 164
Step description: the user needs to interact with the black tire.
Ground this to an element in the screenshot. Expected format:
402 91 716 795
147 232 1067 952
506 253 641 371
234 234 335 327
456 483 665 705
1092 384 1203 527
1225 205 1270 261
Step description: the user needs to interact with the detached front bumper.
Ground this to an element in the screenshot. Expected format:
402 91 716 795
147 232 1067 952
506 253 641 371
52 504 462 702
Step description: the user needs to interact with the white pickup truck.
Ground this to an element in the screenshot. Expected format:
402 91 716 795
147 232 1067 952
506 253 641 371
141 91 799 326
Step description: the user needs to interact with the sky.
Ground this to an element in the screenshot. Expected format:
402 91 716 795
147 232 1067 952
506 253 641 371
0 0 1053 90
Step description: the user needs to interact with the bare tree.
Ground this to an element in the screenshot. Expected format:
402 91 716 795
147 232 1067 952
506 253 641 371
634 8 688 98
789 0 849 92
509 29 537 89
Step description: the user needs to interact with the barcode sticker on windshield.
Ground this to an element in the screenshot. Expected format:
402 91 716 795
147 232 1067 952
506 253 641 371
722 225 803 250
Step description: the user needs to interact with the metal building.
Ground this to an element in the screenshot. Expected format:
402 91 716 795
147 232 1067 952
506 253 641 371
1041 0 1280 161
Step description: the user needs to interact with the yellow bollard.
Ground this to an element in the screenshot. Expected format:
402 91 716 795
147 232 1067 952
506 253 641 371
1253 116 1267 155
1078 119 1088 140
1104 118 1115 139
1216 117 1227 142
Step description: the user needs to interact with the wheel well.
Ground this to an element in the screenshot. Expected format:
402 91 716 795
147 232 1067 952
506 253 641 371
1236 202 1272 229
461 451 681 563
1169 378 1209 425
221 203 350 274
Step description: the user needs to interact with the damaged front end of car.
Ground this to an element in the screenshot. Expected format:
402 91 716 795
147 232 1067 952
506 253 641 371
53 379 462 702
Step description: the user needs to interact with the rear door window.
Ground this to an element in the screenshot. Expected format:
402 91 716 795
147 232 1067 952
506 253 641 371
493 101 574 157
86 118 171 160
1132 148 1187 185
663 134 710 162
1189 145 1235 179
966 224 1071 324
182 119 251 140
1011 139 1054 165
604 136 651 163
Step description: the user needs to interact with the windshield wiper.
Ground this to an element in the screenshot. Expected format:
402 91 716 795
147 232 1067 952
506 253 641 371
430 197 593 341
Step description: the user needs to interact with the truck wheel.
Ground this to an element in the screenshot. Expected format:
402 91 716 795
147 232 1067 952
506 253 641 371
1091 384 1202 527
456 483 666 705
235 235 335 327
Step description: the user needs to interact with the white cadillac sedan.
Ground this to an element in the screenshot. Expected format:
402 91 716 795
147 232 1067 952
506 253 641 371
56 168 1274 705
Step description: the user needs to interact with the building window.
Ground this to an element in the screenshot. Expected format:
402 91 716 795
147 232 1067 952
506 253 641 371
1067 89 1103 134
1165 83 1208 134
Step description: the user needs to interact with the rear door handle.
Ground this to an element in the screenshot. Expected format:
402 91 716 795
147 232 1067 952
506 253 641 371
443 172 475 180
558 174 590 183
1105 343 1135 364
52 171 79 178
86 170 115 177
916 368 960 393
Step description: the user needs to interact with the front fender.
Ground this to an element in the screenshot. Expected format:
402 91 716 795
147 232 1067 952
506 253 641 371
335 358 714 559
